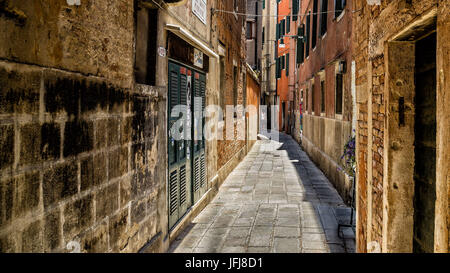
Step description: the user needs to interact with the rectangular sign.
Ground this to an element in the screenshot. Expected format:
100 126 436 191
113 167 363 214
193 48 204 69
192 0 207 25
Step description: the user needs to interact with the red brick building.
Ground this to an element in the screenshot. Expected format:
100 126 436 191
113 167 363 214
294 0 355 203
275 0 293 132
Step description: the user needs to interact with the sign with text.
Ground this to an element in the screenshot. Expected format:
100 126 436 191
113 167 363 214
192 0 207 25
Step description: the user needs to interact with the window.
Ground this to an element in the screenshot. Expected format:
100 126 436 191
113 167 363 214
292 0 299 21
276 57 281 79
312 0 318 48
233 66 238 107
320 80 325 113
276 22 280 40
335 0 346 18
320 0 328 35
311 83 315 113
246 21 254 39
305 12 311 57
286 53 290 76
306 87 309 112
335 73 343 114
296 24 305 64
220 56 225 110
135 7 158 85
263 0 265 9
262 27 265 45
282 55 285 70
282 19 286 36
286 16 291 33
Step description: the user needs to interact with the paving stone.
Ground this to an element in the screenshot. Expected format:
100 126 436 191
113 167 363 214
169 133 354 253
274 227 300 238
222 246 246 253
273 238 300 253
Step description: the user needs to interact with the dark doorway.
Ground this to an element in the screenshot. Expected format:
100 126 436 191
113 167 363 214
413 32 436 253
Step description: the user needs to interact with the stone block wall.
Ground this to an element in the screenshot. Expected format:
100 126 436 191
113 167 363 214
0 0 167 253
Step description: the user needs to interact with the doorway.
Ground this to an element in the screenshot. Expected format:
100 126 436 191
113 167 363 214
168 61 207 229
413 32 437 253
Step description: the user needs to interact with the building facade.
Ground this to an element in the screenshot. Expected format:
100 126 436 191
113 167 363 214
246 0 263 71
275 0 293 132
261 0 278 131
353 0 449 253
294 0 355 203
0 0 252 253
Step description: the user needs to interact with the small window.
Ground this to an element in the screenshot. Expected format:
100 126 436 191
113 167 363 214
311 83 315 113
306 87 309 112
246 21 253 39
320 80 325 113
320 0 328 35
305 12 311 58
135 7 158 85
220 56 226 110
233 66 238 107
335 0 346 18
262 27 265 45
335 73 343 114
286 53 290 76
312 0 318 48
286 16 291 33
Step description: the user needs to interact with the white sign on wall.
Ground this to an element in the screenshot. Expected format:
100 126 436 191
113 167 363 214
192 0 207 25
194 48 204 68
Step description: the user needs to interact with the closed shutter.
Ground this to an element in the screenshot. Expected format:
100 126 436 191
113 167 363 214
287 16 290 33
297 25 305 64
168 62 193 229
193 71 207 203
286 53 290 76
292 0 299 21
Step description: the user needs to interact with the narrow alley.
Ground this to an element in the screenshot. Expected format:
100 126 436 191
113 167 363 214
169 133 355 253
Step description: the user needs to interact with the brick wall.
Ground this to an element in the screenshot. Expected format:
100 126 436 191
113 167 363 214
353 0 448 253
216 0 247 171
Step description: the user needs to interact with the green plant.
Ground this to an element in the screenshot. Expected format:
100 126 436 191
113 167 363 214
340 133 356 177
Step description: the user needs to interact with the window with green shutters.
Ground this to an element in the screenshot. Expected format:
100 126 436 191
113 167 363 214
276 58 280 79
320 0 328 35
286 53 290 76
312 0 318 49
296 25 305 64
263 0 265 9
306 12 311 58
287 16 290 33
276 23 280 40
292 0 299 21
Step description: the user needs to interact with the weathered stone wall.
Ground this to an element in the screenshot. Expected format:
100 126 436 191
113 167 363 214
0 0 167 253
353 0 448 253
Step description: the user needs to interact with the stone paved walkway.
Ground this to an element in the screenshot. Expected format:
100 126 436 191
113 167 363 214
169 133 355 253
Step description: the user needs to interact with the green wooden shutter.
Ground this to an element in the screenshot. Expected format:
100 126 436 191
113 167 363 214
297 25 305 64
286 53 290 76
263 0 265 9
287 16 291 33
293 0 299 21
